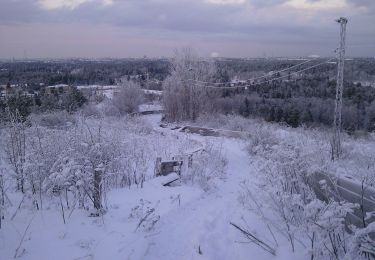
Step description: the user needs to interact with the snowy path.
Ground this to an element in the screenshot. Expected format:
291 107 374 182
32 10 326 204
137 115 302 260
141 138 264 260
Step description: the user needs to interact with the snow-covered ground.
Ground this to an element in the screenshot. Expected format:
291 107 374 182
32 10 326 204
139 103 163 112
76 85 162 100
193 113 375 186
0 114 304 260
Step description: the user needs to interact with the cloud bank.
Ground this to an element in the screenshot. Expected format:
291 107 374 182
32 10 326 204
0 0 374 58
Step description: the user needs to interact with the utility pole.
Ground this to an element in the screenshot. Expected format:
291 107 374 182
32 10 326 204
332 17 348 160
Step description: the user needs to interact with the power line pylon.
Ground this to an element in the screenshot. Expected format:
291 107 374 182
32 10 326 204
332 17 348 161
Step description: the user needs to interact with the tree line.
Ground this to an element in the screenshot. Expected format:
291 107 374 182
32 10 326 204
0 87 87 121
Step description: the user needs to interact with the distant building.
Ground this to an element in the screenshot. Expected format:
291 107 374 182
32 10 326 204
45 84 72 95
0 83 18 99
0 83 36 100
0 85 6 99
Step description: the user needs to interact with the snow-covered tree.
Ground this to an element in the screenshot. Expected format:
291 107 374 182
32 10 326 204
4 109 27 193
163 48 217 121
112 81 144 115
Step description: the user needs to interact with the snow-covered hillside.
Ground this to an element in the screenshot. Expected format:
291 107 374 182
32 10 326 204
1 109 374 260
0 113 307 260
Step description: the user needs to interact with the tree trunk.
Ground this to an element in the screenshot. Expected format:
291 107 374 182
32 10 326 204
93 169 102 210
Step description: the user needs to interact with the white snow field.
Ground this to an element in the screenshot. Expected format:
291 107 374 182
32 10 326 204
0 113 306 260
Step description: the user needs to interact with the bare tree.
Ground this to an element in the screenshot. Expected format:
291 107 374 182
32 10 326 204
163 48 217 122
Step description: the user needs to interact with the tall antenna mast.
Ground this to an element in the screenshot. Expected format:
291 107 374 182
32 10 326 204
332 17 348 160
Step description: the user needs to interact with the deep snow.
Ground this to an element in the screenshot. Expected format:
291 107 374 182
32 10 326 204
0 114 304 260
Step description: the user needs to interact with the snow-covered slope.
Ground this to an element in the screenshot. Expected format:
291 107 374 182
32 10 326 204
0 115 303 260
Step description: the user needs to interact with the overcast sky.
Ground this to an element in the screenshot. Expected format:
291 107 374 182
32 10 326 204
0 0 374 58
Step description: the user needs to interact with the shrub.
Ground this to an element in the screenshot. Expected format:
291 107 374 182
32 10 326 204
31 111 76 129
112 81 144 115
182 142 227 191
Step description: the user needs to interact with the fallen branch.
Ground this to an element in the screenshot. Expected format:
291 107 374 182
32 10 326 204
14 215 35 258
135 208 155 232
230 222 276 256
163 178 180 187
11 195 25 221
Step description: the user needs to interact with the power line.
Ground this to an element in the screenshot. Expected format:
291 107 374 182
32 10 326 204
346 43 375 48
186 57 318 86
242 58 317 82
253 58 336 85
188 57 336 89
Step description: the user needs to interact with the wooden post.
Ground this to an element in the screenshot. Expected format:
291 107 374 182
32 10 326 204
188 155 193 168
155 157 162 176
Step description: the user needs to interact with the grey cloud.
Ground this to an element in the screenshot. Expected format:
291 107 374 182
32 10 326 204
248 0 287 8
0 0 373 58
1 0 373 37
0 0 44 24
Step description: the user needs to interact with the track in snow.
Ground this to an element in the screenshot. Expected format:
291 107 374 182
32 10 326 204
138 115 303 260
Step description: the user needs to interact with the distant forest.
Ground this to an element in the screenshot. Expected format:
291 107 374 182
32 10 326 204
214 77 375 132
1 58 375 132
212 58 375 132
0 59 170 88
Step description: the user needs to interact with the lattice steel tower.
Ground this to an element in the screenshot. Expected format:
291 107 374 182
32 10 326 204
332 17 348 160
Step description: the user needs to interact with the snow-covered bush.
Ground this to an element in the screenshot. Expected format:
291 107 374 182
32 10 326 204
232 114 374 259
112 81 144 115
102 99 121 117
182 142 227 191
44 117 120 211
255 158 313 252
0 106 203 223
79 103 102 118
348 222 375 259
240 155 355 259
247 125 279 155
123 138 148 188
107 136 149 189
24 123 68 209
32 111 76 129
125 116 153 135
303 199 354 259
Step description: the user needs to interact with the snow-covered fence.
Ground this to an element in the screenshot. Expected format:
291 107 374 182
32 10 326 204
311 172 375 228
154 147 205 177
155 159 183 177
